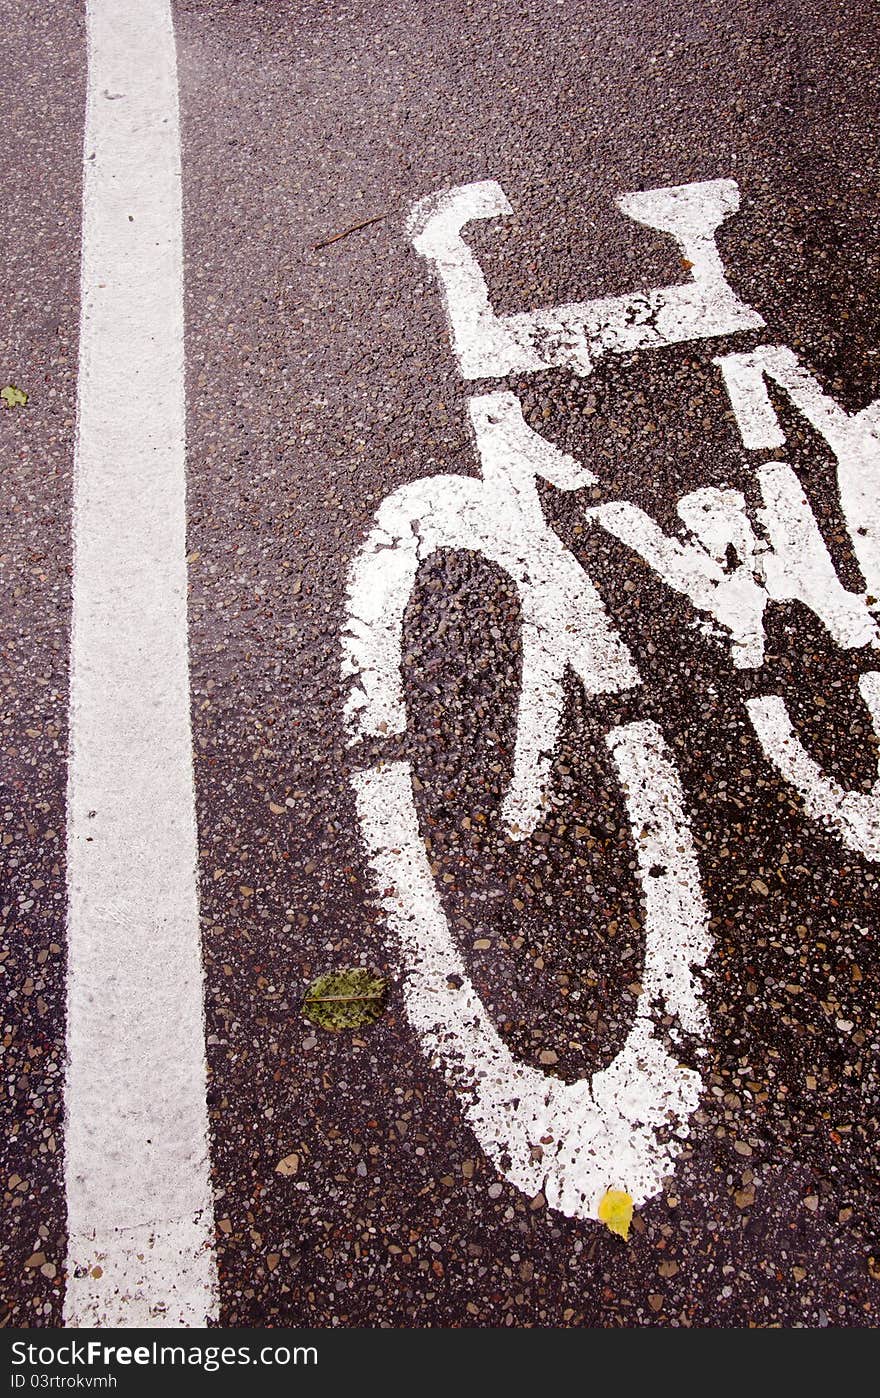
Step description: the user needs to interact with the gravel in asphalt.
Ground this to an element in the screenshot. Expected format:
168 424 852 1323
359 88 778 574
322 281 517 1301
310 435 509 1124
1 0 878 1329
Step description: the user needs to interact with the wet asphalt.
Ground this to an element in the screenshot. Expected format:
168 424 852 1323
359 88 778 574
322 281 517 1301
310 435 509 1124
0 0 84 1328
2 0 880 1328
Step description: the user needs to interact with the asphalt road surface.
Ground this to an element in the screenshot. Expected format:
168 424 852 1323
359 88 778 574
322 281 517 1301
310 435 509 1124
2 0 880 1330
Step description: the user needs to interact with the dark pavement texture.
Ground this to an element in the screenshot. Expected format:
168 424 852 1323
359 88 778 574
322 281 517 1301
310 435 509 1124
0 0 878 1329
175 0 880 1326
0 0 84 1328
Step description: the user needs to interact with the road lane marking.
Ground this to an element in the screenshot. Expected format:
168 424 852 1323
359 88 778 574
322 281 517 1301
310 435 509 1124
717 345 880 863
747 673 880 862
343 384 713 1216
718 345 880 601
407 178 763 379
64 0 217 1327
587 461 877 665
343 389 638 840
344 176 880 1220
352 724 710 1220
344 178 758 1217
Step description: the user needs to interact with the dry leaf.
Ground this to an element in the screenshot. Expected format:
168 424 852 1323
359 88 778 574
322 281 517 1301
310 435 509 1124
598 1188 633 1240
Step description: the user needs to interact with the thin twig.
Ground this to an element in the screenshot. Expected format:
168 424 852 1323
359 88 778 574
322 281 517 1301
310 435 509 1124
312 213 386 251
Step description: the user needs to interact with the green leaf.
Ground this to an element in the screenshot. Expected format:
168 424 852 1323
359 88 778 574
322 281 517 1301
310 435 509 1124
302 967 388 1031
1 384 27 409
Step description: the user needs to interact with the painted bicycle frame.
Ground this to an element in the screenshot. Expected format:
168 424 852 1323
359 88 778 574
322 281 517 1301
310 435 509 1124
341 179 880 1221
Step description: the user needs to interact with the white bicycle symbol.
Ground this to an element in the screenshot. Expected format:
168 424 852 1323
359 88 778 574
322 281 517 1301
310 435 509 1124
341 178 880 1221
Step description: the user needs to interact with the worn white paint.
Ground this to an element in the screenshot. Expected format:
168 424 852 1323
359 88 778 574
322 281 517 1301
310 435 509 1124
352 719 710 1218
747 672 880 862
407 178 764 379
64 0 216 1327
345 174 880 1223
718 346 880 602
343 384 713 1212
587 489 769 667
343 391 639 839
588 463 877 667
343 178 761 1218
756 460 877 650
719 345 880 862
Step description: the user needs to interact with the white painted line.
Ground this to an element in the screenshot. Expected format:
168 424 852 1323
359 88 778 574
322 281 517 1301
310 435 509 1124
587 461 877 667
748 672 880 863
344 381 713 1214
718 345 880 861
756 459 877 651
344 171 880 1221
587 490 770 668
342 390 638 839
407 178 764 379
352 721 710 1220
718 346 880 603
64 0 217 1327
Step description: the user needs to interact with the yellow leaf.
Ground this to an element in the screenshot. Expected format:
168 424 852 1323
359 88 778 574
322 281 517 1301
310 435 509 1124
598 1188 633 1240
